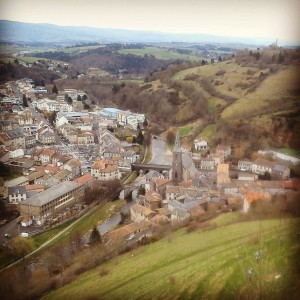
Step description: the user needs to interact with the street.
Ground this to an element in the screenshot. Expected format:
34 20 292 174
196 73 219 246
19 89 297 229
149 135 172 165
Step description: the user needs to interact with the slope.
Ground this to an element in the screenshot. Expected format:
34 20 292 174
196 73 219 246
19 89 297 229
42 216 299 300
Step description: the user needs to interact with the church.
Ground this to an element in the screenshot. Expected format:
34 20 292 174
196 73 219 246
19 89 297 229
171 131 200 185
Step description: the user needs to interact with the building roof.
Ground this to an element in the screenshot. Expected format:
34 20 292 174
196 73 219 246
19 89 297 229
254 158 276 168
145 189 162 203
40 149 56 157
6 176 29 187
23 181 80 207
8 186 26 195
74 173 93 185
130 203 155 217
25 184 44 191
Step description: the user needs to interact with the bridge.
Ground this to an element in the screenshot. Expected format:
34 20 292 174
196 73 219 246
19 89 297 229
131 163 172 172
119 185 138 200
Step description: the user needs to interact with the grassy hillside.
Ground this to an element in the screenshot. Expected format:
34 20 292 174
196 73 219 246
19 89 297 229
43 216 299 300
118 46 201 61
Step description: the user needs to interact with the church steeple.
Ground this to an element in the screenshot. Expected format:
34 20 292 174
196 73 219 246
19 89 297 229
172 130 183 185
174 130 181 153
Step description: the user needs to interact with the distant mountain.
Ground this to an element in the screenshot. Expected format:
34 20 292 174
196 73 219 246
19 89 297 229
0 20 271 45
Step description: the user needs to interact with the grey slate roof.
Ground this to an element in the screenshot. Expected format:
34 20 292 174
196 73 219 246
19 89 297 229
8 186 26 195
23 181 80 207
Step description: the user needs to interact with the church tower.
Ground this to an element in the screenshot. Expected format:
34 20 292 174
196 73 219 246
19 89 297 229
172 130 183 185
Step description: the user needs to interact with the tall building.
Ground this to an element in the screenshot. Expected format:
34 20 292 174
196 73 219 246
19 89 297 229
172 130 183 185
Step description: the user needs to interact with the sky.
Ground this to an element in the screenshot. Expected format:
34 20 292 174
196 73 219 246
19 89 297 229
0 0 299 44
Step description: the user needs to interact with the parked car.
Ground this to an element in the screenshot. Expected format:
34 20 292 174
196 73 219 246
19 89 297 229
4 233 12 238
20 232 29 238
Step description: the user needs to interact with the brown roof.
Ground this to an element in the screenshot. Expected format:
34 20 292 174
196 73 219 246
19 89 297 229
154 178 171 187
254 158 276 168
40 149 56 157
74 173 93 185
25 184 44 191
106 220 151 242
145 189 162 202
26 170 46 181
131 204 155 217
0 132 10 141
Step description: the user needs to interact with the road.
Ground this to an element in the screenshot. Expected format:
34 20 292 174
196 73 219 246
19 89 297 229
149 135 172 165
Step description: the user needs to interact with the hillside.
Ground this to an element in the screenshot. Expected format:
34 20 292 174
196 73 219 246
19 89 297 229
55 49 300 157
0 20 271 44
42 216 300 300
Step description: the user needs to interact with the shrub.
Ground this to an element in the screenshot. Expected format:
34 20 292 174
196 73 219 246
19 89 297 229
215 69 226 76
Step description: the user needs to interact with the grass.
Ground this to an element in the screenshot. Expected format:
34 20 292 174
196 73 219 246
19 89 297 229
17 56 43 63
221 65 300 120
179 125 193 137
118 47 202 61
42 217 299 300
198 124 217 143
0 200 126 269
277 148 300 158
61 45 105 53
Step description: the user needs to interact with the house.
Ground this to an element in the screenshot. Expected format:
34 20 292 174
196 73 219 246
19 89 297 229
64 158 81 179
152 178 172 198
105 220 151 245
251 158 275 175
242 190 272 213
272 164 290 180
145 170 164 192
6 128 25 148
8 186 27 204
194 139 209 151
38 127 56 145
77 131 94 144
130 204 156 222
238 160 253 171
143 189 163 210
91 160 121 181
19 215 32 227
19 181 84 225
217 163 230 188
216 144 231 159
200 158 215 170
73 173 94 188
210 152 224 166
39 149 56 164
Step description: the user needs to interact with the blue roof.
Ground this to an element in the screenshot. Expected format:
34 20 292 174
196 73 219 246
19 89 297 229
102 108 122 113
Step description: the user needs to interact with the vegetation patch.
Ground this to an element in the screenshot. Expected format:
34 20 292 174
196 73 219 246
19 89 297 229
42 218 300 300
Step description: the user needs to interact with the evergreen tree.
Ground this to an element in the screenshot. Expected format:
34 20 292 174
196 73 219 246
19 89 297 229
22 94 28 107
143 118 148 127
136 130 144 145
52 84 58 94
89 226 102 246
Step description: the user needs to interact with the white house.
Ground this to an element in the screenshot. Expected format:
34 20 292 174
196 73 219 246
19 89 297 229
194 139 209 151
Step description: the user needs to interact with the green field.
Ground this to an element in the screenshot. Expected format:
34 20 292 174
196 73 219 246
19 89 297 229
179 124 194 137
277 148 300 158
118 47 202 61
42 216 299 300
61 45 105 53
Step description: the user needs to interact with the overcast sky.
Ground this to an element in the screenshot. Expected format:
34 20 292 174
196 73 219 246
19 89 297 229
0 0 299 44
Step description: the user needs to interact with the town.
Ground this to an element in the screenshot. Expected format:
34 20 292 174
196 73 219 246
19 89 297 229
1 77 299 248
